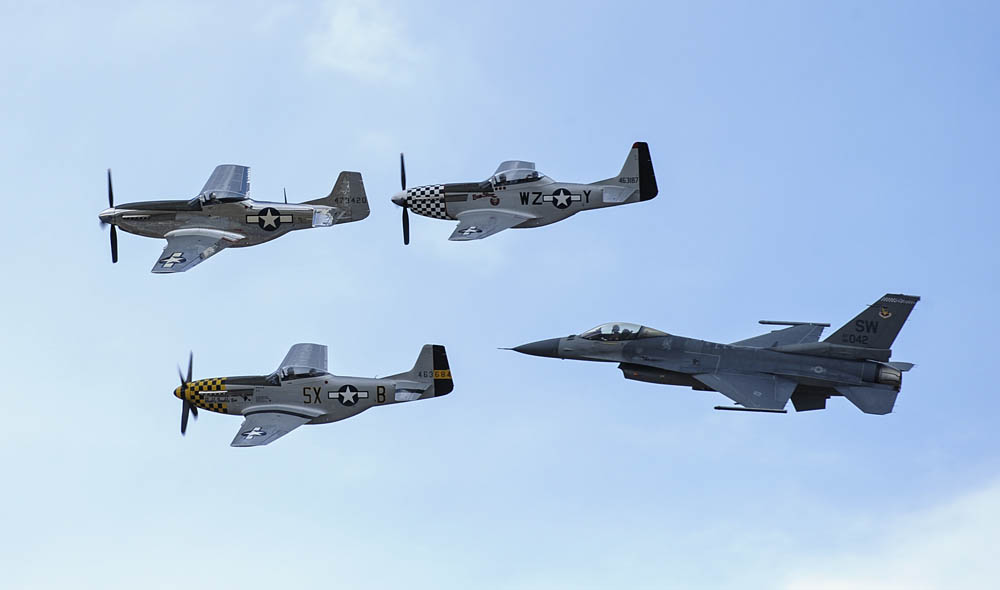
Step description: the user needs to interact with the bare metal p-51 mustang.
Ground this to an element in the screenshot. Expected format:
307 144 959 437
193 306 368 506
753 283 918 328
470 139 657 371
99 165 368 273
175 344 453 447
513 294 920 415
392 142 658 243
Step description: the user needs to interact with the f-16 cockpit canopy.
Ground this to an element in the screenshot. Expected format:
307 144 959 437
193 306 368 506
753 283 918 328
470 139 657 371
490 160 547 186
580 322 668 342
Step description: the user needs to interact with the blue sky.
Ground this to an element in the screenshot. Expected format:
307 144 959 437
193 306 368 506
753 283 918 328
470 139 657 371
1 1 997 588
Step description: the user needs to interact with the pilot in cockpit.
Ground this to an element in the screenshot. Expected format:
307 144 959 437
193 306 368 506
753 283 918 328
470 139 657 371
195 191 246 205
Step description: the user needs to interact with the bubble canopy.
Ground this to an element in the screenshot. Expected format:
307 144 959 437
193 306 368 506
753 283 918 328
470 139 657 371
579 322 668 342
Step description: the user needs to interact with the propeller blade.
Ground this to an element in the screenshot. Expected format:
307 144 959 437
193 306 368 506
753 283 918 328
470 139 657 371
400 153 406 191
107 169 114 208
402 206 410 245
181 399 190 435
177 353 196 435
110 225 118 264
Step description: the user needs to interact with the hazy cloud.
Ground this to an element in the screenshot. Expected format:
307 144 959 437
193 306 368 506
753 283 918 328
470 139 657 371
305 0 423 82
782 478 1000 589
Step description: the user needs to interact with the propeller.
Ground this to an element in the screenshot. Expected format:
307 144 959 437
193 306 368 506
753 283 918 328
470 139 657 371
177 351 198 436
104 169 119 263
400 153 410 245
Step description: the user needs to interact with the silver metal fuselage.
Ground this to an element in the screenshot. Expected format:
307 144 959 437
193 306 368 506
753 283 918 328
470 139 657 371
99 197 335 247
391 178 638 228
174 373 406 425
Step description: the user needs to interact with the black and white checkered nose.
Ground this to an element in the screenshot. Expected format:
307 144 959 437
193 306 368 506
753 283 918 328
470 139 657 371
391 191 407 207
400 185 448 219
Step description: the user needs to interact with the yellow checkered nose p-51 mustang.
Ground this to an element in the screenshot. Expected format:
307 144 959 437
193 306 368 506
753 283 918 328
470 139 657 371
174 344 453 447
98 165 369 273
392 142 658 243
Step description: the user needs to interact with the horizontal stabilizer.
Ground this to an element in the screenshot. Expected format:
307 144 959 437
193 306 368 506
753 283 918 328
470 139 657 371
835 385 899 415
887 361 915 372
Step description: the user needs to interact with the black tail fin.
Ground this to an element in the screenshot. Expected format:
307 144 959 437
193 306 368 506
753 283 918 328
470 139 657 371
431 344 453 396
824 294 920 350
389 344 453 397
595 142 658 201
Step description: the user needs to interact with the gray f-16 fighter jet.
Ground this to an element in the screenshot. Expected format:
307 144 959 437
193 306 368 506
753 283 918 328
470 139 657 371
512 294 920 415
98 165 368 273
174 343 453 447
391 142 657 243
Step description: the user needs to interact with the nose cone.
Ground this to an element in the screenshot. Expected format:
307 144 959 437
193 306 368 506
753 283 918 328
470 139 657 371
391 191 407 207
512 338 562 359
98 207 116 224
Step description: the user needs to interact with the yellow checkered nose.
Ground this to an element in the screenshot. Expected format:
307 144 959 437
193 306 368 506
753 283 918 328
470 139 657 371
176 378 231 415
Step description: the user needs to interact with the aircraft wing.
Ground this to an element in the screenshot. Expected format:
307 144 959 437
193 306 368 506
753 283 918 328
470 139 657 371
278 343 328 373
693 372 797 410
731 324 826 348
231 409 313 447
201 164 250 197
448 209 535 241
151 228 244 274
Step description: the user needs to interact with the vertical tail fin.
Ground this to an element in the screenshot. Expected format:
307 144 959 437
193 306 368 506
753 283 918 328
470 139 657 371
824 294 920 350
596 142 658 201
305 171 370 222
389 344 453 398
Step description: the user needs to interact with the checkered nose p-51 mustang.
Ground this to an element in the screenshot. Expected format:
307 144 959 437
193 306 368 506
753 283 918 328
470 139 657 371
98 165 369 273
174 343 453 447
391 142 657 243
512 294 920 415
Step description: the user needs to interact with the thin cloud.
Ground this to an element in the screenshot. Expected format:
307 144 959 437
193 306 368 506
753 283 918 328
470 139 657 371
305 0 424 82
782 477 1000 589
